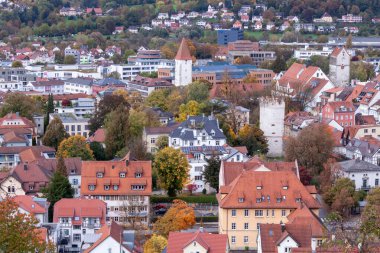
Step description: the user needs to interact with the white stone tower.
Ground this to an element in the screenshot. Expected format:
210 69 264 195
329 47 350 87
259 97 285 157
174 38 193 86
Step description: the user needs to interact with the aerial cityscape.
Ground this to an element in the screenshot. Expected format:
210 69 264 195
0 0 380 252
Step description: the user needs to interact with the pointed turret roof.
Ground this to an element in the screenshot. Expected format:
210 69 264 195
175 38 192 60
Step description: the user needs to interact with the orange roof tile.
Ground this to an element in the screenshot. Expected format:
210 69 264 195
88 128 106 143
13 195 47 214
175 38 192 61
330 47 343 57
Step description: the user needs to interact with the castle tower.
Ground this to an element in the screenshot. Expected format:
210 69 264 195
329 47 350 87
174 38 193 86
259 97 285 157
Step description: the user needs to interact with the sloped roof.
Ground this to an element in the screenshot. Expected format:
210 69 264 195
53 198 106 223
175 38 192 61
13 195 46 214
167 230 228 253
338 159 380 173
88 128 106 143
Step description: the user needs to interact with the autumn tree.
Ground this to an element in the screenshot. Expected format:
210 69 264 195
360 188 380 251
177 100 202 122
42 116 68 150
0 198 49 252
350 62 375 81
203 156 221 192
11 61 23 68
186 81 210 103
154 147 189 197
89 94 130 134
1 93 38 119
42 170 74 221
236 124 268 156
56 155 67 176
153 199 196 237
144 234 167 253
234 56 254 65
285 124 334 175
155 136 168 151
57 135 94 160
104 105 129 158
323 178 358 217
63 55 76 64
145 89 171 111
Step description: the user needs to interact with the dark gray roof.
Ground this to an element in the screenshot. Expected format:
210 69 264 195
339 159 380 173
93 78 126 86
65 78 93 86
170 115 225 140
345 138 380 158
336 86 354 101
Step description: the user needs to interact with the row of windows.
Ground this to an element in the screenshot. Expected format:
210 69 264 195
231 209 287 217
231 235 249 244
88 184 145 191
92 195 145 201
96 172 142 178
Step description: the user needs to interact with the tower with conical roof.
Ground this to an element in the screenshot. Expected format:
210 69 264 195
174 38 193 86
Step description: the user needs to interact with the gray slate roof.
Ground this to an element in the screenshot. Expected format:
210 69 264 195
65 78 93 86
170 115 225 140
339 159 380 172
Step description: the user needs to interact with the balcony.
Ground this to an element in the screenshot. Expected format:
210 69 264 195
82 223 101 229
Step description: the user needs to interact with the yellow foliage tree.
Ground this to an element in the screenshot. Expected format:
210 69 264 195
57 135 94 160
177 100 201 122
153 199 196 237
143 234 167 253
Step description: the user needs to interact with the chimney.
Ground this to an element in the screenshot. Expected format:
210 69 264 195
280 221 285 233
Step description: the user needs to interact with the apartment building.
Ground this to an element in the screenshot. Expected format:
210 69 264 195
28 80 65 94
64 78 93 95
218 170 320 250
322 101 355 127
126 75 173 97
80 158 152 224
49 113 90 138
54 198 107 251
54 98 95 118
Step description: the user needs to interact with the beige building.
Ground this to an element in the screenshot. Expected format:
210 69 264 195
218 170 320 250
0 174 25 198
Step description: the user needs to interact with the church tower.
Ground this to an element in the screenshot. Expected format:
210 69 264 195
329 47 350 87
174 38 193 86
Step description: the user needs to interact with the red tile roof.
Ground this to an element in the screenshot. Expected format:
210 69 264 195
330 47 343 57
175 38 192 61
218 170 321 209
81 160 152 196
88 128 106 143
167 230 228 253
53 198 107 223
13 195 47 214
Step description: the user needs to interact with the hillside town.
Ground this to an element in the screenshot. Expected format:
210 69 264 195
1 0 380 253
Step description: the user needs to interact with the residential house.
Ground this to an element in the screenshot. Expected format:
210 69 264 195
13 195 49 226
313 12 333 23
126 75 173 97
254 21 263 30
28 80 65 94
80 157 152 224
340 14 362 23
233 21 243 30
83 222 136 253
345 124 380 140
344 137 380 166
286 16 300 23
322 101 356 127
143 123 179 154
0 112 35 147
257 205 326 253
338 159 380 191
284 111 318 137
88 128 106 147
166 229 229 253
355 82 380 116
113 26 124 34
49 113 90 138
0 172 25 198
54 198 107 251
86 8 102 16
0 145 55 168
59 7 83 16
64 78 93 95
218 170 321 250
54 97 95 118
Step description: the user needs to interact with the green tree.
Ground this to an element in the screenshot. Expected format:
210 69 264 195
56 155 67 176
63 55 76 64
153 199 195 237
42 117 68 150
42 170 74 221
271 55 287 73
89 94 130 134
0 198 49 252
104 105 129 158
154 147 189 197
350 62 375 81
11 61 23 68
57 135 94 160
1 93 38 119
236 124 268 155
186 81 210 103
307 55 329 74
323 178 358 217
128 109 146 140
90 142 106 160
145 89 171 111
346 34 353 48
360 188 380 251
44 93 54 130
143 234 167 253
203 156 221 192
155 136 168 151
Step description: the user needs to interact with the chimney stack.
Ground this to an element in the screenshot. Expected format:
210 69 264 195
280 221 285 233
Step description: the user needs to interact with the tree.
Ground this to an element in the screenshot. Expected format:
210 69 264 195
271 55 287 73
42 170 74 221
57 135 94 160
56 155 67 176
0 198 49 252
203 156 221 192
307 55 329 74
44 93 54 130
154 147 189 197
11 61 23 68
42 116 68 150
177 100 202 122
155 136 168 151
234 56 254 65
145 89 171 111
90 142 106 160
104 105 129 158
360 188 380 251
153 199 195 237
285 124 334 175
186 81 210 103
143 234 167 253
323 178 357 217
128 109 146 140
89 94 130 134
236 124 268 155
350 62 375 81
63 55 76 64
346 34 353 49
1 93 38 119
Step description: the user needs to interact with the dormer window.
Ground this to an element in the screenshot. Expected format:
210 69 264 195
276 197 282 203
104 185 110 191
96 172 103 178
296 197 301 202
238 197 244 203
132 185 145 190
256 186 262 190
89 185 95 191
282 186 288 190
119 172 126 178
113 185 119 190
135 172 142 178
256 198 262 203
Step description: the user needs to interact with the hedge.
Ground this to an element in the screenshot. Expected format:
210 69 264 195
151 195 218 204
196 216 218 222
